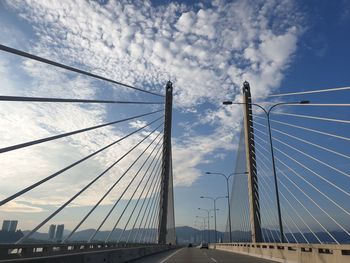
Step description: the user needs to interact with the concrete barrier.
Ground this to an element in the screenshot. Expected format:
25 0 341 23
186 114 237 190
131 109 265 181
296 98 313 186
212 242 350 263
0 243 176 263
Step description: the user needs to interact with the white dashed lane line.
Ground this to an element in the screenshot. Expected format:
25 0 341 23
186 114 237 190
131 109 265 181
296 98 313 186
158 248 184 263
202 249 218 262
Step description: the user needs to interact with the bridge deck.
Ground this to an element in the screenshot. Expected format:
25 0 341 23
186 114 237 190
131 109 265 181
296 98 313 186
130 247 274 263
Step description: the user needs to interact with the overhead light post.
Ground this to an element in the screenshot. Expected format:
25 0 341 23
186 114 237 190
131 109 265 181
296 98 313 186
205 172 248 242
198 208 211 243
194 220 203 244
223 97 310 243
196 216 207 243
201 196 227 243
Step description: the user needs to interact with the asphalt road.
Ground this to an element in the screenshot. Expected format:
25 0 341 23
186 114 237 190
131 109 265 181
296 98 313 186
129 247 275 263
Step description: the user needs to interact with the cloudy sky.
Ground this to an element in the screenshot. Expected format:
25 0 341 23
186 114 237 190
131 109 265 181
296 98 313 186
0 0 349 235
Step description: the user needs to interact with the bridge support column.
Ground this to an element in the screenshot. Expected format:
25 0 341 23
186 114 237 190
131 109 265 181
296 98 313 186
242 81 262 243
158 81 175 245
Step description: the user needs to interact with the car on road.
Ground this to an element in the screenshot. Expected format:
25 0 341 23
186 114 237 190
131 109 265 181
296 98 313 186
188 243 193 247
199 242 208 249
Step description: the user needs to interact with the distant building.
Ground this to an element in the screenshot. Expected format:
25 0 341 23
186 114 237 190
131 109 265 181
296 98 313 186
8 220 18 232
2 220 18 232
55 224 64 241
48 224 56 240
1 220 11 232
0 220 22 243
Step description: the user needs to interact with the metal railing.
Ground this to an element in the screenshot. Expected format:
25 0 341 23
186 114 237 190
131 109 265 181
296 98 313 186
213 242 350 263
0 242 173 260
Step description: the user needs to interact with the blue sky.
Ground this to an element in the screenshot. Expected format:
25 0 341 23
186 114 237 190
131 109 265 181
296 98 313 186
0 0 349 237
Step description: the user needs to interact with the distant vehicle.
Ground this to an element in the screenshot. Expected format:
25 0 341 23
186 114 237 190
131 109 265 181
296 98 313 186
200 242 208 249
188 243 192 247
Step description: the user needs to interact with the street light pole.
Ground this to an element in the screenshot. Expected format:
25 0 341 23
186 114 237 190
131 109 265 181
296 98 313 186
194 220 203 243
201 196 227 243
223 87 309 243
205 172 248 242
196 216 206 243
213 207 218 243
198 208 211 243
225 177 231 242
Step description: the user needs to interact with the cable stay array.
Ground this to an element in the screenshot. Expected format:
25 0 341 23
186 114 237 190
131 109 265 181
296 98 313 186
64 138 163 243
227 84 350 244
0 44 173 247
0 116 163 207
16 121 164 244
93 132 163 243
0 110 163 154
2 42 350 249
119 149 162 244
243 86 350 244
266 86 350 97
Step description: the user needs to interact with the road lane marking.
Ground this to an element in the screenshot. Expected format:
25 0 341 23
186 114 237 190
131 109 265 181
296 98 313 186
159 248 184 263
201 250 218 263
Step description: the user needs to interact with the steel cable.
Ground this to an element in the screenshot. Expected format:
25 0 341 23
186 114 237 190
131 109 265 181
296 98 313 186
0 44 164 97
17 124 163 244
107 141 163 243
253 147 317 243
88 130 163 242
125 161 162 244
270 118 350 142
118 153 162 243
0 116 163 207
133 168 162 243
139 182 161 243
0 95 164 104
63 138 163 242
272 112 350 124
272 128 350 160
267 86 350 97
104 137 162 242
0 110 163 154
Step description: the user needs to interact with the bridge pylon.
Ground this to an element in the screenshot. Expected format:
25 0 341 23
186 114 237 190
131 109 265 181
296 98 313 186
158 81 176 244
242 81 263 243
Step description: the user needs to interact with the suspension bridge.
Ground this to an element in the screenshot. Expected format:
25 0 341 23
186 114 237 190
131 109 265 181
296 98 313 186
0 44 349 263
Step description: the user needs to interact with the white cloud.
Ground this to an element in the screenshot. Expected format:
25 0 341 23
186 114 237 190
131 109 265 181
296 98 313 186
4 0 303 105
0 0 303 216
0 54 163 211
1 201 44 213
172 128 237 186
129 120 149 129
175 12 196 34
